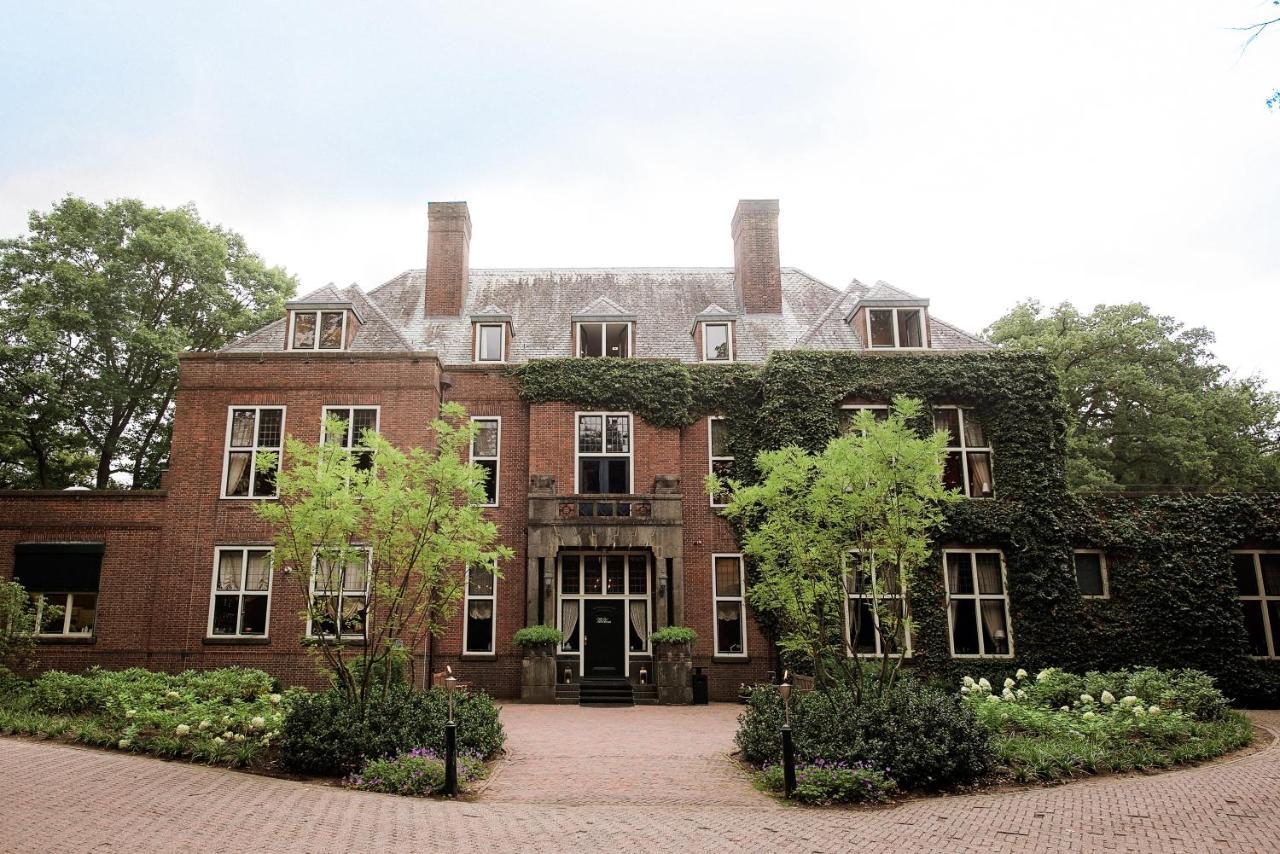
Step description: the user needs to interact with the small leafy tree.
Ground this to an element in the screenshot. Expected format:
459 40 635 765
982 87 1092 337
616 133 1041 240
257 402 512 713
0 580 59 678
709 397 957 697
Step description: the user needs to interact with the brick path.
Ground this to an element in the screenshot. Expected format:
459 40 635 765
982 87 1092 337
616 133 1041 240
0 706 1277 853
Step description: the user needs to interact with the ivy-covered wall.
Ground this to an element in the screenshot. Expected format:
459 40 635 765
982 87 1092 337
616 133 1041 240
511 353 1280 704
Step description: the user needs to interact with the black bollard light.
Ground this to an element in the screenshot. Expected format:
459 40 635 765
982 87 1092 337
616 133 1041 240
444 666 458 797
779 672 795 799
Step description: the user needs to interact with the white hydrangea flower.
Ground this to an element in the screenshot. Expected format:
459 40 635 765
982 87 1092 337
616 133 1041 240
125 709 136 719
175 724 190 737
1002 687 1015 700
212 737 224 747
1148 705 1161 716
198 720 210 730
223 731 234 740
1003 678 1016 689
1120 695 1138 707
269 693 282 705
250 716 266 730
1036 668 1054 683
1082 711 1096 720
1134 706 1147 717
1060 705 1070 712
1080 693 1094 704
1101 691 1116 705
1015 668 1029 680
118 739 131 749
165 690 180 700
985 695 1000 704
960 685 970 694
978 678 992 690
1016 689 1027 699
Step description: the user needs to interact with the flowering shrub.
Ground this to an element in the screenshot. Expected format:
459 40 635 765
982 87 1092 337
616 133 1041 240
346 748 487 797
760 759 897 805
961 667 1252 781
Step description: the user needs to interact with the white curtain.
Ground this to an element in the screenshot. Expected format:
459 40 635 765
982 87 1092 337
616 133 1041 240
225 453 250 495
980 601 1008 653
561 600 579 650
630 601 647 647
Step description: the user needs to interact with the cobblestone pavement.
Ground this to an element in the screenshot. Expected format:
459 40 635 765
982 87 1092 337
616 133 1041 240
0 706 1277 853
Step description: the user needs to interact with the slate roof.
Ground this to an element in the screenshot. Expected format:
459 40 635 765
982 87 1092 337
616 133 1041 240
221 268 988 361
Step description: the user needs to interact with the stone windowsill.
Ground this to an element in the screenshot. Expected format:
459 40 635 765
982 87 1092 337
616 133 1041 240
37 635 96 646
202 636 271 646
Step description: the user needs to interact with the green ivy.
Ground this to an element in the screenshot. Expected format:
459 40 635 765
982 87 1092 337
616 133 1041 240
510 352 1280 704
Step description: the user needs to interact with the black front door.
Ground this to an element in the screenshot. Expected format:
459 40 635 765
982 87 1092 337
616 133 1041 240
583 599 625 678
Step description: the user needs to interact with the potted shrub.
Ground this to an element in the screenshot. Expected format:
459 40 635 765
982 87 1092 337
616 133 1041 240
651 626 696 705
514 625 562 704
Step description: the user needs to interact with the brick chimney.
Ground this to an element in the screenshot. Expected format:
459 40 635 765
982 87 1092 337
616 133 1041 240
731 199 782 314
425 201 471 316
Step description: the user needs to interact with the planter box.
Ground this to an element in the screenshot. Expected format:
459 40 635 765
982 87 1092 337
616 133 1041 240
654 641 693 705
520 643 558 703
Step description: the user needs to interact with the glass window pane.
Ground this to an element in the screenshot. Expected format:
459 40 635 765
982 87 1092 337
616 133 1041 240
472 420 499 458
66 593 95 634
340 596 367 635
217 551 243 591
1241 601 1269 656
477 459 498 504
710 419 731 458
252 458 277 498
868 310 894 347
468 565 495 597
257 409 282 447
579 323 603 357
323 409 351 446
604 323 629 358
211 596 240 635
629 601 648 652
342 558 368 592
478 324 503 361
240 595 268 635
561 600 580 651
466 601 494 652
704 323 730 360
975 553 1004 594
225 452 252 496
934 409 961 447
292 312 316 348
245 551 271 591
716 601 744 654
628 554 647 593
967 452 994 498
1268 603 1280 656
230 410 256 447
319 312 344 348
942 452 964 492
1260 554 1280 596
710 459 734 502
561 555 580 594
352 408 377 436
897 309 922 347
980 601 1011 655
946 553 974 595
312 596 339 636
606 459 629 494
963 410 987 448
851 599 876 654
606 416 630 454
1075 553 1105 596
605 555 625 594
580 459 602 494
715 556 742 597
950 600 980 655
584 556 603 594
578 416 603 454
1234 554 1260 595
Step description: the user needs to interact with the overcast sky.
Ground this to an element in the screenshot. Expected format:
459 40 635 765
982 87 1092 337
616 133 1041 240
2 3 1277 383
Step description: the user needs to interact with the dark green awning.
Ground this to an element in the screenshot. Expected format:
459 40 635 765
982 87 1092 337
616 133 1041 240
13 543 104 593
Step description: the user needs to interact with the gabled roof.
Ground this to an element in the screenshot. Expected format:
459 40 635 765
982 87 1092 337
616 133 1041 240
571 295 633 320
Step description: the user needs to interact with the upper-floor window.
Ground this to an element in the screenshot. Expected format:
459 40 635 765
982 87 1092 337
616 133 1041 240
322 406 379 472
577 321 631 358
475 323 505 362
1074 550 1109 599
1234 551 1280 658
471 417 500 506
709 417 734 507
290 310 346 351
223 407 284 499
209 547 272 638
308 549 369 639
867 307 925 349
463 562 497 655
944 549 1012 657
713 554 747 656
576 412 631 494
845 551 911 658
933 407 993 498
702 322 733 361
838 404 890 434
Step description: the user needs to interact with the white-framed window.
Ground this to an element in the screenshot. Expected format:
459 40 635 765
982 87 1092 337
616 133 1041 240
470 416 500 506
1074 550 1109 599
576 321 632 358
31 592 97 637
463 562 497 655
575 412 632 494
933 406 993 498
845 551 911 658
838 404 890 434
866 307 926 349
702 322 733 362
321 406 379 473
289 310 347 351
221 406 285 498
208 547 272 638
708 417 734 507
474 323 505 363
713 554 747 656
1234 550 1280 659
944 549 1013 657
307 549 370 639
558 552 651 664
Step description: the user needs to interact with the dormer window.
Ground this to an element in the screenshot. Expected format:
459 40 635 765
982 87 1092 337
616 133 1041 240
290 310 346 351
475 323 505 362
867 308 925 349
702 322 733 362
577 322 631 358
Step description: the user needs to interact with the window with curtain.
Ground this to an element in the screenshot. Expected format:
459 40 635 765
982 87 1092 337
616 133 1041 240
1073 550 1109 598
713 554 746 656
464 563 497 654
845 551 910 657
223 407 284 498
322 407 379 472
933 407 994 498
557 552 649 655
577 413 631 494
944 550 1012 657
308 549 369 639
470 417 500 506
15 543 102 637
209 547 272 637
708 417 734 506
1234 551 1280 658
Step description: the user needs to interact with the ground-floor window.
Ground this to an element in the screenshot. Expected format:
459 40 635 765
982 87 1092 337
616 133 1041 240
464 563 497 654
1234 550 1280 658
308 549 369 639
944 549 1012 657
14 542 102 637
713 554 746 656
845 551 910 657
209 547 272 637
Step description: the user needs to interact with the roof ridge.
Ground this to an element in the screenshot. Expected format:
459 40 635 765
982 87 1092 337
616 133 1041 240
348 283 415 350
797 280 862 347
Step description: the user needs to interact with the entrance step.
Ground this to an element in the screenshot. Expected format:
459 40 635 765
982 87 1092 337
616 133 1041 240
633 684 658 705
579 678 634 707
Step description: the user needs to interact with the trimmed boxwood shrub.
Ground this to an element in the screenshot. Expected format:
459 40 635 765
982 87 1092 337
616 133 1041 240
513 625 563 648
650 626 697 645
281 686 504 776
737 678 990 791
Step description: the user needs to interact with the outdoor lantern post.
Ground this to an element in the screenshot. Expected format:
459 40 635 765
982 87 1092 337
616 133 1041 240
444 666 458 797
779 671 795 799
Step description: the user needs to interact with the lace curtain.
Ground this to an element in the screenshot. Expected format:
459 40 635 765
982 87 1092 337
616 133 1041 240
561 600 579 650
629 601 647 646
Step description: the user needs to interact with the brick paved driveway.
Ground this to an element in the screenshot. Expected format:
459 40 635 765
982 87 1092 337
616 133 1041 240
0 706 1277 853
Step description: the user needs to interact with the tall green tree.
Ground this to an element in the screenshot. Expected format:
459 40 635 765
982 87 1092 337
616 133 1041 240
986 301 1280 492
257 404 512 712
710 398 956 696
0 196 295 489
